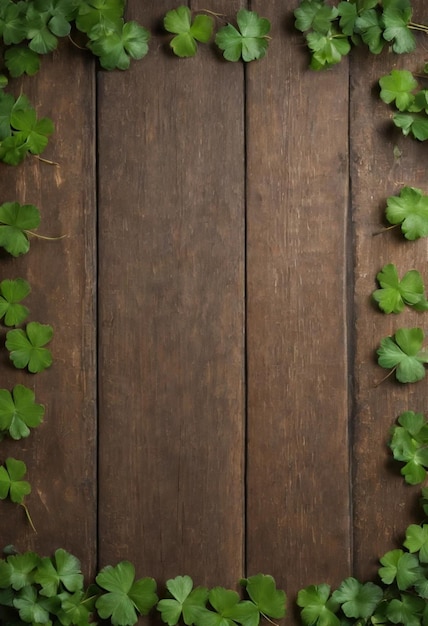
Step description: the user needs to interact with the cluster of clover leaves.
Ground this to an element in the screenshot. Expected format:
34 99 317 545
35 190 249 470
0 3 289 626
293 2 428 626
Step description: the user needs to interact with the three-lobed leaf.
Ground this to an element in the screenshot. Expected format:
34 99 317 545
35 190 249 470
297 584 340 626
331 577 383 619
0 457 31 504
215 10 271 63
0 201 40 256
6 321 53 373
373 264 428 313
95 560 158 626
0 384 44 440
0 278 30 326
157 575 208 626
385 187 428 239
377 327 428 383
164 6 213 57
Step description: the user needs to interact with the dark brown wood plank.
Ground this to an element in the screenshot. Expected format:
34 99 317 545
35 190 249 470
350 0 428 580
0 43 97 572
246 0 351 603
97 1 246 586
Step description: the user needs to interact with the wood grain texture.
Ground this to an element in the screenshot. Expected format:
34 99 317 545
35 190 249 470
0 42 97 572
97 1 246 586
350 0 428 580
246 0 351 601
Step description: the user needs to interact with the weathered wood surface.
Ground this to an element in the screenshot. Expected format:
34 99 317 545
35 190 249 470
1 0 427 621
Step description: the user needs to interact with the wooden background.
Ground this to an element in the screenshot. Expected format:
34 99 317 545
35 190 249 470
1 0 427 622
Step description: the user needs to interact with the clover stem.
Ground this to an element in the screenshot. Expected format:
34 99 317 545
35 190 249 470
21 503 37 533
33 155 60 166
409 22 428 34
372 224 399 236
68 34 87 50
374 367 397 388
24 230 67 241
260 613 279 626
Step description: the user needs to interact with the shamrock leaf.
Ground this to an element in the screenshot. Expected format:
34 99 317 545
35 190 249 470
0 551 40 590
379 69 418 111
13 584 53 624
386 594 425 626
164 6 213 57
0 457 31 504
88 19 150 70
297 584 340 626
393 112 428 141
34 548 84 597
0 278 30 326
382 4 416 53
241 574 286 619
0 384 44 440
95 561 158 626
157 575 208 626
4 46 40 77
377 327 428 383
305 30 351 69
6 321 53 373
389 412 428 485
372 264 428 313
294 1 338 34
331 578 383 619
9 107 54 154
57 589 95 626
355 8 385 54
0 1 27 45
25 5 59 54
404 525 428 563
215 9 271 63
75 0 124 35
379 550 421 590
0 201 40 256
385 187 428 240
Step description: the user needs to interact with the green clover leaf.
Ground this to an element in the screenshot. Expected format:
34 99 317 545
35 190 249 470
377 327 428 383
88 19 150 70
215 9 271 63
379 550 421 590
0 457 31 504
379 69 418 111
1 551 40 590
95 561 158 626
305 30 351 69
13 584 53 624
0 278 31 326
385 594 425 626
9 106 54 154
0 384 44 440
157 575 208 626
389 413 428 485
4 46 40 77
355 9 385 54
164 6 213 57
386 187 428 240
0 201 40 256
294 1 338 34
297 584 340 626
241 573 286 619
393 112 428 141
6 321 53 373
75 0 124 35
331 578 383 619
404 525 428 563
34 548 84 597
382 4 416 53
372 264 428 314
